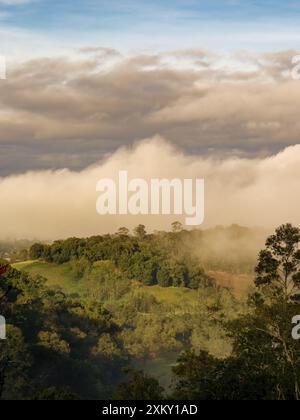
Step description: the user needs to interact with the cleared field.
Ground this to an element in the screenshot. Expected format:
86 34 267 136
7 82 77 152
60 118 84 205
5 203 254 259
209 270 255 296
135 284 198 305
12 260 201 302
12 260 85 294
12 261 251 301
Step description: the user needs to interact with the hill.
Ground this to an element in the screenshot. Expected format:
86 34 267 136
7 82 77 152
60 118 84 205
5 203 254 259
13 260 254 298
12 258 241 391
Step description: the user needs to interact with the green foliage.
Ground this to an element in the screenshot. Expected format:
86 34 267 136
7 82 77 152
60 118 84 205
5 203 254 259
256 223 300 301
116 227 130 237
70 257 91 280
33 387 78 400
9 224 300 400
172 224 300 401
114 369 164 400
171 221 183 233
133 225 147 240
0 263 128 400
29 228 214 290
29 243 46 260
0 326 31 400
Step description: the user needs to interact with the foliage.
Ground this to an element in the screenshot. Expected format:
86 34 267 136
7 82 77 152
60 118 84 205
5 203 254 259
0 261 127 400
172 224 300 400
5 224 300 400
29 226 215 290
255 224 300 302
114 369 164 400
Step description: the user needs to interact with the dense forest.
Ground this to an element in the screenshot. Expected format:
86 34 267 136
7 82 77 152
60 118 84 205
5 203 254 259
0 224 300 400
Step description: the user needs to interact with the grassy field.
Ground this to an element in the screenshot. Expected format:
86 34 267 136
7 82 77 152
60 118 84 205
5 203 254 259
12 260 86 294
12 260 201 302
133 283 199 305
13 260 251 301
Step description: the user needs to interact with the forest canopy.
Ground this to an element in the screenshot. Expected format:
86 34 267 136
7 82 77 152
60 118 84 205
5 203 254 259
1 224 299 400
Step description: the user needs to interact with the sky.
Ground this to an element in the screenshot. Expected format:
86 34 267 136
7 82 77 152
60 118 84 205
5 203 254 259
0 1 300 237
1 0 300 57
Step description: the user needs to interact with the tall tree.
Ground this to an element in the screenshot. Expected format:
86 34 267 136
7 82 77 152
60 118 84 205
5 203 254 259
134 225 147 240
255 224 300 302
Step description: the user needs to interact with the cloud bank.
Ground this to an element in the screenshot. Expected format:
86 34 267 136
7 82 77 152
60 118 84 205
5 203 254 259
1 49 300 175
0 137 299 240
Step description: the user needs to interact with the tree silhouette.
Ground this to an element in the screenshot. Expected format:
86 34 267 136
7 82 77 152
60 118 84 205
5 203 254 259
255 224 300 302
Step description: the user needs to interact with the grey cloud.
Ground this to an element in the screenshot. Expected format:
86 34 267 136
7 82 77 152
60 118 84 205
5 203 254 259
0 49 299 175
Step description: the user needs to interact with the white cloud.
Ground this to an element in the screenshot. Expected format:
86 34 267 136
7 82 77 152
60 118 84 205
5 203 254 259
0 137 299 240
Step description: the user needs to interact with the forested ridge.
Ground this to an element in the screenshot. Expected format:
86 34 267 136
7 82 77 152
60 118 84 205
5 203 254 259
1 224 300 400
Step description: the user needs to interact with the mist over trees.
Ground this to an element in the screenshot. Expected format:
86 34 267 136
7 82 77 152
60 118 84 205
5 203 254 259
1 224 299 400
172 224 300 400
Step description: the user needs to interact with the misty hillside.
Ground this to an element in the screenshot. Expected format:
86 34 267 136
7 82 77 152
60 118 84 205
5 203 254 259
2 223 300 400
5 225 267 297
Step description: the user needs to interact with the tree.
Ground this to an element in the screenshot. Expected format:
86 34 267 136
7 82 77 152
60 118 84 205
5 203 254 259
0 326 31 400
172 347 281 400
92 334 122 360
29 243 46 260
114 369 164 400
188 264 214 289
255 224 300 302
38 331 71 355
171 221 183 233
70 257 91 280
0 262 127 400
157 262 172 287
33 387 78 400
173 224 300 400
0 262 10 304
134 225 147 240
226 299 300 400
116 227 130 237
172 350 222 400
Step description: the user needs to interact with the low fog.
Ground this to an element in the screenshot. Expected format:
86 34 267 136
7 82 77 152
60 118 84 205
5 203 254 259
0 137 299 240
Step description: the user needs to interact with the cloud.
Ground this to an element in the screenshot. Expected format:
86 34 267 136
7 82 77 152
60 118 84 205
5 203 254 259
0 48 299 176
0 137 299 240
